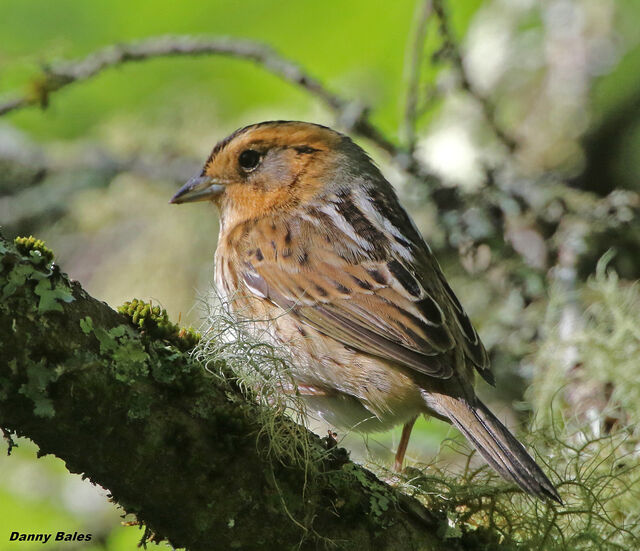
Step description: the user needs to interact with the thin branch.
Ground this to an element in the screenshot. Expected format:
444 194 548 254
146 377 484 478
0 35 398 157
403 0 433 152
0 34 443 196
0 97 29 116
432 0 517 152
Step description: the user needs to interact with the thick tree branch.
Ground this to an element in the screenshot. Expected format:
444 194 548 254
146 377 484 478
0 235 510 551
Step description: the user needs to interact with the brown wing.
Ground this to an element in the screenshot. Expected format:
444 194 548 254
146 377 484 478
237 200 492 383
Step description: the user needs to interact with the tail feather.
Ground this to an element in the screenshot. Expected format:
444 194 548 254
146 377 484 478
437 394 561 503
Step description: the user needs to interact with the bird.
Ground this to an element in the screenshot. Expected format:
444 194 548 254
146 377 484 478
170 120 561 502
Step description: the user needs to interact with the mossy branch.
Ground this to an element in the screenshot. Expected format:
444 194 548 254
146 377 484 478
0 234 513 551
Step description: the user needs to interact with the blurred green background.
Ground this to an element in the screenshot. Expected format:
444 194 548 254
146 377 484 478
1 0 639 548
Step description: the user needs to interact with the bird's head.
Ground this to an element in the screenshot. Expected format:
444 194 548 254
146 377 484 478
170 121 377 227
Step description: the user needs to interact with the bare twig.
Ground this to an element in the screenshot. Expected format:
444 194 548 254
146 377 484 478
0 97 29 116
0 35 399 157
403 0 433 152
432 0 517 152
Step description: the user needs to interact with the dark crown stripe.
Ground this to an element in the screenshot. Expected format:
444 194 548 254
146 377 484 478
202 125 253 174
202 121 333 173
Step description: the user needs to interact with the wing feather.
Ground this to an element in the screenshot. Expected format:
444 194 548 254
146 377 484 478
236 192 491 382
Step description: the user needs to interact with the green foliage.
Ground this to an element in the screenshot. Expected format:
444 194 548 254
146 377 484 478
0 0 482 141
118 298 200 351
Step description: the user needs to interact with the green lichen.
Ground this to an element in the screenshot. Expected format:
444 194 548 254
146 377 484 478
79 316 150 386
18 359 60 418
2 236 73 313
14 235 54 265
150 349 188 384
78 316 155 420
340 463 395 523
118 299 200 351
1 264 34 301
79 317 93 335
80 312 201 398
33 276 74 313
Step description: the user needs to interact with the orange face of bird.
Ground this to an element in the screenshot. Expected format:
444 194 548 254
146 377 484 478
170 121 345 228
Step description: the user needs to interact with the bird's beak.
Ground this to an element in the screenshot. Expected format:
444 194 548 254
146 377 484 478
170 174 226 204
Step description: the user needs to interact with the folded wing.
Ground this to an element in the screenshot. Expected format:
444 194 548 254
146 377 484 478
239 212 491 382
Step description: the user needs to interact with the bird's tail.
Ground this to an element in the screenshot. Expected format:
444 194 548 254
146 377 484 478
436 394 561 503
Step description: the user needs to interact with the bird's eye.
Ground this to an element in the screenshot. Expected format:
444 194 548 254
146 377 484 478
238 149 261 172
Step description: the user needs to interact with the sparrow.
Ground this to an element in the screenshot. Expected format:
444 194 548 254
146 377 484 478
170 121 560 502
